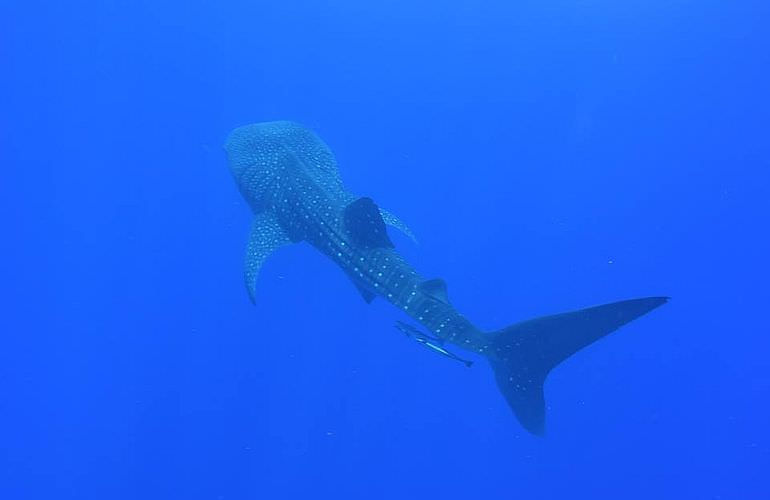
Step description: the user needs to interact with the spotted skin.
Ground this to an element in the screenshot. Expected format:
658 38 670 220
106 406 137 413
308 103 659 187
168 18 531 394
225 121 491 352
225 121 668 435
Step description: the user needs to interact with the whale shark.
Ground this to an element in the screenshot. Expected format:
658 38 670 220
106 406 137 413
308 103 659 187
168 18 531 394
225 120 667 435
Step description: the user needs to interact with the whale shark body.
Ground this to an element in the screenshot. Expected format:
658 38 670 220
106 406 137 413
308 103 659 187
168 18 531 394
225 121 667 435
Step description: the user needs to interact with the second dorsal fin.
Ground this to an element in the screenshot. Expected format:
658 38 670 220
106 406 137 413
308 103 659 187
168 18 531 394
418 278 450 304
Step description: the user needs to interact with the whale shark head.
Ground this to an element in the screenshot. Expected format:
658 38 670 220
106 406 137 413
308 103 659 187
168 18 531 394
224 120 349 213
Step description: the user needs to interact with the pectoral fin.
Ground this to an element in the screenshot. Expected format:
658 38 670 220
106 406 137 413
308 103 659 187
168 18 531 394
379 208 418 244
244 212 290 304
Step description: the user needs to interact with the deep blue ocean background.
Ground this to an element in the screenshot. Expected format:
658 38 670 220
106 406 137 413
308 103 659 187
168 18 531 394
3 1 769 498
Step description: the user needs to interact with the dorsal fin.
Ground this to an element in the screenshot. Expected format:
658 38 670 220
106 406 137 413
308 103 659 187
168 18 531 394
418 278 450 304
344 197 394 249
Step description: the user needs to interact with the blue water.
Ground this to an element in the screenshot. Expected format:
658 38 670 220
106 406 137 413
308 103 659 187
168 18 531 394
3 1 769 498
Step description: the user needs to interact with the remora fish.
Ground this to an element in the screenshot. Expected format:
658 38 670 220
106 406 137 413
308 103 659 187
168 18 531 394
225 121 667 435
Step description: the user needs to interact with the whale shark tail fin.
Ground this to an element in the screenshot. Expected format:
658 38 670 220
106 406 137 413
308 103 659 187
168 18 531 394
487 297 668 435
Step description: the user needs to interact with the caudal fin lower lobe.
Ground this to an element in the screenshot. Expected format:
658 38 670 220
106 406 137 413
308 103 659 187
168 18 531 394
488 297 668 435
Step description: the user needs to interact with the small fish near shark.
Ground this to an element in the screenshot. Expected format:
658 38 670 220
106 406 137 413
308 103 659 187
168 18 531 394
224 121 667 435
